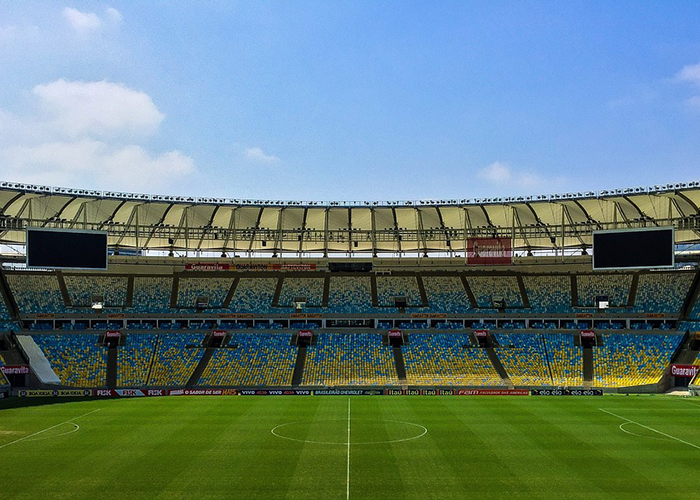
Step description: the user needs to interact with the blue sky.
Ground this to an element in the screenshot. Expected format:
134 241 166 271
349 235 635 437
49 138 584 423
1 1 700 201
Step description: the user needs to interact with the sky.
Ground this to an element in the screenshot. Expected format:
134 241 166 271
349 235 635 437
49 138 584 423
1 1 700 202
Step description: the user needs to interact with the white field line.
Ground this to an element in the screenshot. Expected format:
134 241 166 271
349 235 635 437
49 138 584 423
0 408 100 450
599 408 700 450
346 398 351 500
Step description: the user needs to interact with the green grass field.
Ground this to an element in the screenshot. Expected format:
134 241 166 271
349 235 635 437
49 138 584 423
1 395 699 499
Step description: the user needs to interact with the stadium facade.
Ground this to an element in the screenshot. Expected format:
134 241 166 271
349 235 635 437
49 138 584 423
1 181 700 398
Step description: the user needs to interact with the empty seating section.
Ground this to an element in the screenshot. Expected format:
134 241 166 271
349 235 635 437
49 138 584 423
199 334 295 386
177 277 234 308
376 276 422 306
523 275 571 313
543 334 583 386
147 334 205 386
689 296 700 320
302 334 398 386
633 273 694 313
131 277 173 313
423 276 472 313
117 334 158 387
229 278 277 313
468 276 523 308
65 276 127 307
328 277 373 313
33 334 106 387
0 295 12 320
278 278 324 307
593 334 681 387
7 274 66 314
578 274 631 307
403 334 503 386
495 333 551 386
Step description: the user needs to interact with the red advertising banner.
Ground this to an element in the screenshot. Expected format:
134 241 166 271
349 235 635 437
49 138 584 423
580 330 596 338
457 389 530 396
474 330 488 338
185 263 231 271
212 330 227 337
298 330 313 338
168 389 237 396
670 364 700 378
1 365 30 375
466 237 512 265
105 330 120 338
388 330 403 338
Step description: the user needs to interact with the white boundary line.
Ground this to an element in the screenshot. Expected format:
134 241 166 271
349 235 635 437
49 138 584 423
346 398 351 500
270 419 428 445
599 408 700 450
27 423 80 442
0 408 100 450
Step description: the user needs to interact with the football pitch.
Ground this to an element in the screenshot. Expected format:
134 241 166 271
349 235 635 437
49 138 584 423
0 395 698 499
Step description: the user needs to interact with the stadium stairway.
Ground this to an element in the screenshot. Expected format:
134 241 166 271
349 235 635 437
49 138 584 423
106 346 117 388
582 346 593 388
486 347 513 388
291 345 307 386
392 346 407 385
188 347 215 387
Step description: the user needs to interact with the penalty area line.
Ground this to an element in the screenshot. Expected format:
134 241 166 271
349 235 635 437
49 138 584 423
0 408 101 450
599 408 700 450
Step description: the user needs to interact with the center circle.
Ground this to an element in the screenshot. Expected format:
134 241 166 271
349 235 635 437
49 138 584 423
271 418 427 445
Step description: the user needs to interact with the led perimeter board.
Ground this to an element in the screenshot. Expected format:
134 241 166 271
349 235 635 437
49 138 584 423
26 228 108 270
592 227 674 270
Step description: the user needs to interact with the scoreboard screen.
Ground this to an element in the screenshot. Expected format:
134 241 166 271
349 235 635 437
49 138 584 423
592 227 674 270
27 228 108 270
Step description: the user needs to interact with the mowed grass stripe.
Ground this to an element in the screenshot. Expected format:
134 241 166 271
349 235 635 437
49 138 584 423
1 396 700 499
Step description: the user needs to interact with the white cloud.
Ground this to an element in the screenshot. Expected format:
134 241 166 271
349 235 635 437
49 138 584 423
0 80 196 193
0 140 194 192
676 63 700 86
62 7 122 36
33 79 164 138
477 161 561 193
62 7 102 34
244 146 280 163
105 8 123 24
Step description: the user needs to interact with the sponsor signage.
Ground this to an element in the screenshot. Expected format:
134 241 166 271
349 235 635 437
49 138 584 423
670 364 700 378
531 389 603 396
298 330 313 338
212 330 227 337
313 389 383 396
645 313 665 319
107 313 125 319
35 313 55 319
105 330 120 338
290 313 323 319
239 389 311 396
474 330 488 338
410 313 447 319
185 263 231 271
19 389 93 397
575 313 594 318
1 365 30 375
580 330 596 339
467 237 512 265
186 263 318 272
168 389 237 396
457 389 529 396
388 330 403 338
218 313 255 319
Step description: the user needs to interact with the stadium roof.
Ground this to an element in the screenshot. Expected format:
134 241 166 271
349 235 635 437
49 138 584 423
0 180 699 255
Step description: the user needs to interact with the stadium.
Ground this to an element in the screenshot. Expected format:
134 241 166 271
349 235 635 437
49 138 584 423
1 180 700 498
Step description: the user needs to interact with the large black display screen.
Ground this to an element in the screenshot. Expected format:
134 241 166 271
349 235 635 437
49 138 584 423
592 228 674 270
27 228 108 270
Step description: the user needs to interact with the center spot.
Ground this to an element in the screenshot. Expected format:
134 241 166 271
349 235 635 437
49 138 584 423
271 418 427 445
